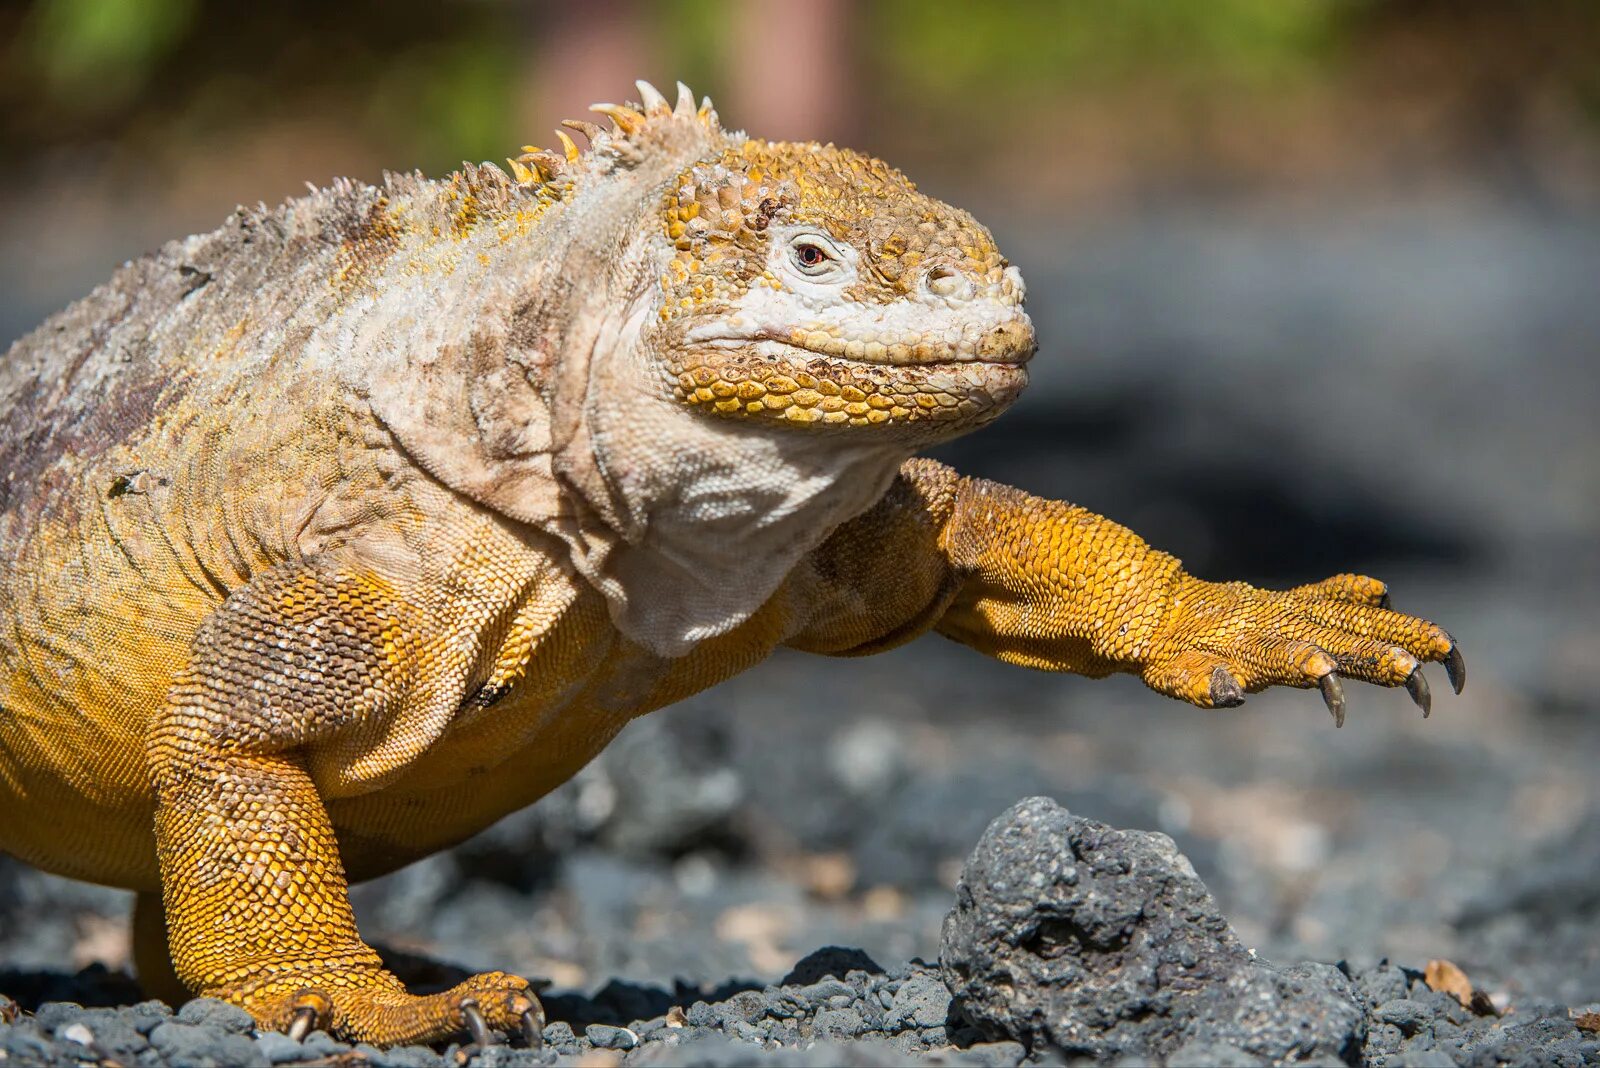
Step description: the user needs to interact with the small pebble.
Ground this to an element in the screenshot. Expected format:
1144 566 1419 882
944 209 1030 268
1376 998 1434 1035
539 1020 576 1049
57 1021 95 1048
585 1022 637 1050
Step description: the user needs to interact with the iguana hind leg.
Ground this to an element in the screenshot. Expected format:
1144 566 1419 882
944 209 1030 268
146 562 543 1046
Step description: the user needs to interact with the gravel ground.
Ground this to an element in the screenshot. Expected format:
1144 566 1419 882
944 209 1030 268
3 203 1598 1065
3 801 1596 1066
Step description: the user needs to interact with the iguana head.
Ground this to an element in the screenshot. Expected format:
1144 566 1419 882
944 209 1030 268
649 137 1033 441
505 80 1034 449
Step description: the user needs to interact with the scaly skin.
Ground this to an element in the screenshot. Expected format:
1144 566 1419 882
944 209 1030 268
0 81 1462 1047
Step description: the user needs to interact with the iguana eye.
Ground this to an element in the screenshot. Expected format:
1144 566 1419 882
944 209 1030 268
780 231 850 284
792 242 832 274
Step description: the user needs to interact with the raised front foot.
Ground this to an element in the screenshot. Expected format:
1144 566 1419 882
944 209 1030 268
1141 571 1465 725
221 966 546 1049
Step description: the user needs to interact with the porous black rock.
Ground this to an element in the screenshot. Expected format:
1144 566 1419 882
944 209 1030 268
940 796 1364 1063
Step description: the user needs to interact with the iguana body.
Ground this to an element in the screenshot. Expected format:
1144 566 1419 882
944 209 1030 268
0 82 1461 1046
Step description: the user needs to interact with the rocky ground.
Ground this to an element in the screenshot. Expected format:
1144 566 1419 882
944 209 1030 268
3 204 1598 1064
3 798 1597 1066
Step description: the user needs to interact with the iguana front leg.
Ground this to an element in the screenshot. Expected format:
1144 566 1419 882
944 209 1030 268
147 562 544 1047
792 459 1463 721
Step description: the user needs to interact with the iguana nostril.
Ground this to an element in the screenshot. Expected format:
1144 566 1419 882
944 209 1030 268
925 266 973 300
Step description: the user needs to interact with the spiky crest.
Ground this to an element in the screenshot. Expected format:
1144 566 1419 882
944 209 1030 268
504 80 725 193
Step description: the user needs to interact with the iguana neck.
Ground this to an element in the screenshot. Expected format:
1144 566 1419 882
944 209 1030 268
552 306 912 658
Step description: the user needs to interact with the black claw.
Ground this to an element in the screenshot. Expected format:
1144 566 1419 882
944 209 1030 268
1445 643 1466 695
1377 591 1392 610
1405 667 1432 718
286 1007 317 1044
460 1000 496 1048
1319 673 1346 728
1209 665 1245 708
521 1005 546 1051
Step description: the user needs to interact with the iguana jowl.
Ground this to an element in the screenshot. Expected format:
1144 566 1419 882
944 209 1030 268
0 81 1464 1046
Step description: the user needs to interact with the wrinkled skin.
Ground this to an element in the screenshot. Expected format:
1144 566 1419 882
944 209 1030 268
0 81 1462 1046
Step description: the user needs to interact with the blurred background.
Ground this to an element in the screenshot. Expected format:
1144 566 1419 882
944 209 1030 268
2 0 1598 1012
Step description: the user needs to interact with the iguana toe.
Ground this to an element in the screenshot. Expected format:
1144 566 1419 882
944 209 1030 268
238 967 544 1047
1139 571 1464 725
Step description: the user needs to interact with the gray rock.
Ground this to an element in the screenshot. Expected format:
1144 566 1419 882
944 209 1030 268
455 1046 543 1067
126 1000 176 1034
177 997 257 1034
1358 965 1414 1008
1396 1047 1459 1067
585 1022 638 1049
885 971 952 1031
812 1005 866 1038
1190 960 1365 1064
940 798 1364 1062
1164 1038 1265 1066
633 1032 916 1065
714 989 771 1027
796 978 856 1004
148 1019 265 1066
364 1042 445 1068
0 1024 67 1068
297 1029 351 1058
1376 998 1434 1035
1367 1021 1406 1057
33 1002 88 1031
539 1019 576 1050
52 1009 150 1061
253 1030 312 1064
941 797 1243 1058
950 1040 1028 1067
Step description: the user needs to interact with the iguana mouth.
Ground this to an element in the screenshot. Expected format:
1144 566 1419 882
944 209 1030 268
697 317 1036 369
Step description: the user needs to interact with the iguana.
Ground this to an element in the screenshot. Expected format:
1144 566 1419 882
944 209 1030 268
0 81 1463 1048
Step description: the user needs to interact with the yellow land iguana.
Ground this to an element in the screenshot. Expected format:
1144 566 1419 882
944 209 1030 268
0 81 1463 1048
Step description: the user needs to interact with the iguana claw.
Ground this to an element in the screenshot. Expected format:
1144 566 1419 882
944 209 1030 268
286 1006 319 1043
284 991 332 1042
1405 668 1432 717
1445 644 1467 694
521 1005 546 1051
1319 673 1346 728
1210 665 1245 708
457 993 547 1051
459 999 494 1048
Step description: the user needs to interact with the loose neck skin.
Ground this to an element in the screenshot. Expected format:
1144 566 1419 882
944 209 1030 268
560 303 915 657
